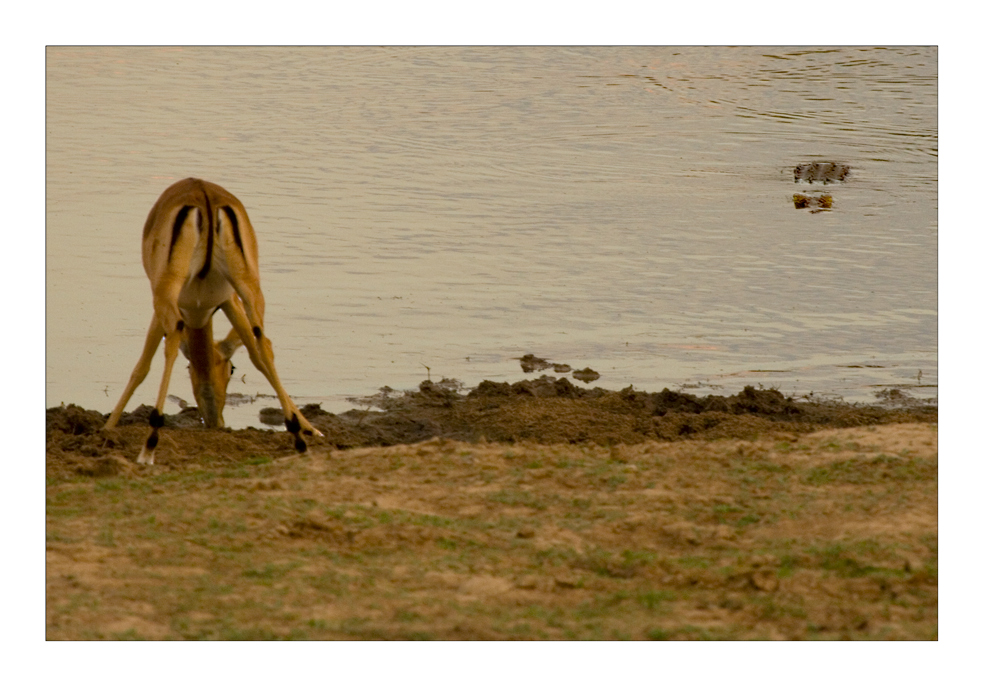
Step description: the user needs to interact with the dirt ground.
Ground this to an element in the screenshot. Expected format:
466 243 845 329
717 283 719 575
46 380 937 640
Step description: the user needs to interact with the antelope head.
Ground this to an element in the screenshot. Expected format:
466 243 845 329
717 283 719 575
182 326 242 428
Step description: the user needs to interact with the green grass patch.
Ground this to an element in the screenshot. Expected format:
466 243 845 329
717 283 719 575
489 489 548 510
804 455 936 486
242 562 301 583
637 590 675 610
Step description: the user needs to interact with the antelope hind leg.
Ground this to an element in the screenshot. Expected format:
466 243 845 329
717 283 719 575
220 297 322 449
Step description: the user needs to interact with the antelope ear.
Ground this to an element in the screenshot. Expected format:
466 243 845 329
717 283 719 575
218 328 243 361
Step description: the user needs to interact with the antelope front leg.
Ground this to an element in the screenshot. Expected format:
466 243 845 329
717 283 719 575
105 316 166 429
220 297 322 452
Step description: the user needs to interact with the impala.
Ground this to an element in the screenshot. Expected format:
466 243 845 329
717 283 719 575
104 178 322 463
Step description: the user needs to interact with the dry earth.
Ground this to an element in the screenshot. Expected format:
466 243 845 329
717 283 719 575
46 383 937 640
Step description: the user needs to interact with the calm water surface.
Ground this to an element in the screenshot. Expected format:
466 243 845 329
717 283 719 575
46 47 938 428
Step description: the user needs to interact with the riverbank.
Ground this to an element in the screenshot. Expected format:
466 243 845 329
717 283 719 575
46 381 937 640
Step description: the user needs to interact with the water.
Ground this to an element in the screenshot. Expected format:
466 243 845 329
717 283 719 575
46 47 937 429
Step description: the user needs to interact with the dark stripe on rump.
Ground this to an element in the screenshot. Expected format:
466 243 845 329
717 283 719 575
222 206 245 256
169 205 193 261
197 189 214 280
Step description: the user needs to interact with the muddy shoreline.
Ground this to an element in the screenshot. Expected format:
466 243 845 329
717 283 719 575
46 377 937 640
47 376 937 462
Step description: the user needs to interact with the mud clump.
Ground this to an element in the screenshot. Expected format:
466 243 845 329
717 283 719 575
472 376 589 400
518 354 551 373
572 367 601 383
46 404 106 439
518 353 581 378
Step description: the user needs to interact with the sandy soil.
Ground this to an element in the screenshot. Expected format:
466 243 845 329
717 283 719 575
46 381 936 640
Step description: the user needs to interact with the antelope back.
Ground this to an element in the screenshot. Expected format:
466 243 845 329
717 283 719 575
141 178 260 288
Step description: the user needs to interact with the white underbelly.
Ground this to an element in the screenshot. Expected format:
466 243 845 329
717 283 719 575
178 272 234 329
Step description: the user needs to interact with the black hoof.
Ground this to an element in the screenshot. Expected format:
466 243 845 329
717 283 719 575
294 436 307 453
285 414 301 434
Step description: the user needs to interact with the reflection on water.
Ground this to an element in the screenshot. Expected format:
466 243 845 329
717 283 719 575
46 47 937 429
